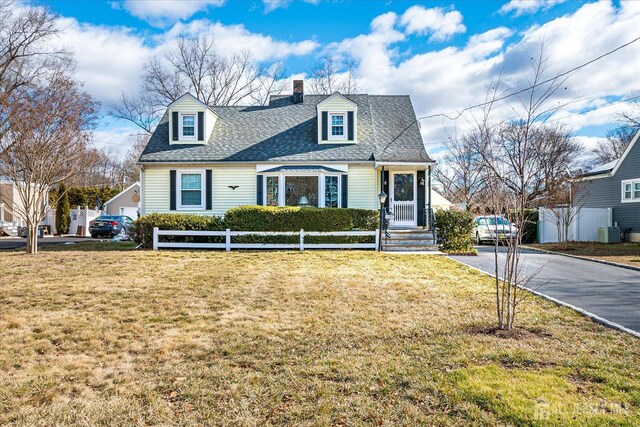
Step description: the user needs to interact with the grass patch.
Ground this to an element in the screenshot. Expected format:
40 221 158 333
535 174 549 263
0 247 639 425
531 242 640 268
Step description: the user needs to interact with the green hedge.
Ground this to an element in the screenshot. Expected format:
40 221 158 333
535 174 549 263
435 209 476 255
130 213 225 249
49 186 121 210
506 209 538 244
131 207 379 248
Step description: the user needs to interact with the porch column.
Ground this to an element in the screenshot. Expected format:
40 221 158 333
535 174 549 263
427 165 432 230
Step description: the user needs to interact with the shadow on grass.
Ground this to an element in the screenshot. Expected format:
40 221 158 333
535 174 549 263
40 241 138 252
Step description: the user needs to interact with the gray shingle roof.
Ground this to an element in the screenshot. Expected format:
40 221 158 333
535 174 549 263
139 94 433 164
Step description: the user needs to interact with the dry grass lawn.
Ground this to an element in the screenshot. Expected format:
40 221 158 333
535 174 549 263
531 242 640 268
1 242 639 426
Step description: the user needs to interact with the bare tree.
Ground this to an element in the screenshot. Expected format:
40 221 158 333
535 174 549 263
591 125 636 164
0 72 98 254
435 132 487 212
545 172 587 250
112 35 286 133
0 1 67 141
469 45 574 330
308 55 360 95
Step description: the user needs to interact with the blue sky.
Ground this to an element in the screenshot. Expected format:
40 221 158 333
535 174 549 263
41 0 640 155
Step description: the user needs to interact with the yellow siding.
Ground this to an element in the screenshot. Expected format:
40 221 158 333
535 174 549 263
168 95 216 145
348 165 377 209
316 93 358 144
142 165 256 216
211 167 256 215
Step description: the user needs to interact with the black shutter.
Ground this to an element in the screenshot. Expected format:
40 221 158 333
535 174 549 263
172 112 179 141
417 170 426 226
256 174 264 205
382 170 389 209
341 174 348 208
197 111 204 141
169 170 177 210
347 111 354 141
321 111 328 141
206 169 212 210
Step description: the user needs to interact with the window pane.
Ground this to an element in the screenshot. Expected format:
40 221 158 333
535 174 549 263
181 190 201 206
393 174 414 201
325 176 339 208
285 176 318 207
624 183 632 199
331 126 344 136
331 115 343 126
182 115 195 136
634 182 640 199
181 174 201 190
266 176 279 206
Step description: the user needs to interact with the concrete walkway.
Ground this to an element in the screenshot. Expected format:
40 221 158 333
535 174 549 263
450 246 640 334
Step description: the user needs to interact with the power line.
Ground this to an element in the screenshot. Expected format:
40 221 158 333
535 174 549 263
383 35 640 153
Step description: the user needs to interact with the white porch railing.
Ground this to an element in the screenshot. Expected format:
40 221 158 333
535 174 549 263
153 228 379 251
392 201 415 225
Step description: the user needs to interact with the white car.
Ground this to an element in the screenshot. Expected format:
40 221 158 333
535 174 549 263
473 215 518 245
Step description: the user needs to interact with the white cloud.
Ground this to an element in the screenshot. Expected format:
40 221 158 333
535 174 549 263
499 0 565 16
263 0 320 13
330 2 640 150
400 5 466 42
54 18 150 106
158 20 319 61
116 0 225 26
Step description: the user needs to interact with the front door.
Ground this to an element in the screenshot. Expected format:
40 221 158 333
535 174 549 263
390 172 417 227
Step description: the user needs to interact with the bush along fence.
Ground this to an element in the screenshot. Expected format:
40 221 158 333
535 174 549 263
132 206 379 250
434 209 476 255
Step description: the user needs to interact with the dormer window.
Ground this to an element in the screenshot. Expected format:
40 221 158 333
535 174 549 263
329 113 346 140
180 114 196 140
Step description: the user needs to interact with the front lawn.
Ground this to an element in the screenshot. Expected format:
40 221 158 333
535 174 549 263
1 244 639 425
530 242 640 268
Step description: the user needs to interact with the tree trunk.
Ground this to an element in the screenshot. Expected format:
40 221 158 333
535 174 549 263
26 221 38 254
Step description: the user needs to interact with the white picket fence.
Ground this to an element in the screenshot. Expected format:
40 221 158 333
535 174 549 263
153 228 379 251
538 207 612 243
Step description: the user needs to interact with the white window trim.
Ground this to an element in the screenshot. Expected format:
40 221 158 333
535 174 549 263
263 172 341 208
328 112 347 141
177 170 206 210
621 178 640 203
179 113 198 141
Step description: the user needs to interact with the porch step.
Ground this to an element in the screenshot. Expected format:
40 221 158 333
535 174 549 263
381 229 437 252
1 225 18 237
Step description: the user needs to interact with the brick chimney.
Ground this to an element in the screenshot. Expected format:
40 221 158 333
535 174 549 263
292 80 304 104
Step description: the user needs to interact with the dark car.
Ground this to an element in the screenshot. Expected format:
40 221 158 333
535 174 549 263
89 215 133 238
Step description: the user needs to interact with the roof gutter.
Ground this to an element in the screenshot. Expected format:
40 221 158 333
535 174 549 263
374 161 435 168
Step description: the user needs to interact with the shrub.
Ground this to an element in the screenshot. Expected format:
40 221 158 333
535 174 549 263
435 209 476 255
506 209 538 244
225 206 379 245
55 182 70 235
224 205 378 231
131 207 379 248
130 213 225 249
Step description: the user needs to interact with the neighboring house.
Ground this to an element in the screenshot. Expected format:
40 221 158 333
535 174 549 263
103 182 140 218
138 81 436 234
578 128 640 242
0 178 51 236
431 190 453 211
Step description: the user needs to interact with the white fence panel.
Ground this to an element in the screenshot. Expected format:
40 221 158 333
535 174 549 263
69 206 104 237
153 228 380 251
538 207 612 243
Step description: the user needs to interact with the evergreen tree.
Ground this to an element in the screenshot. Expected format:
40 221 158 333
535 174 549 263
55 182 70 235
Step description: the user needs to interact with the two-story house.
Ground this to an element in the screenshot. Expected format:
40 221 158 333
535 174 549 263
138 80 435 236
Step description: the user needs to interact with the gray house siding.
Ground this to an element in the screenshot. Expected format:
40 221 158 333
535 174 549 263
579 134 640 232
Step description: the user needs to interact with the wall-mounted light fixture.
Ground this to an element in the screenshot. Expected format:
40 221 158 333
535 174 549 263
419 176 425 186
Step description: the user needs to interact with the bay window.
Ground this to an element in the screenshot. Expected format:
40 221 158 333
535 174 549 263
263 174 341 208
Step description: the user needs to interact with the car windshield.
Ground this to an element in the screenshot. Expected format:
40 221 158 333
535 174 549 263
485 217 510 226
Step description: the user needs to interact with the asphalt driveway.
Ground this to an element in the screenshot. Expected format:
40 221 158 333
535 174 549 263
450 246 640 334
